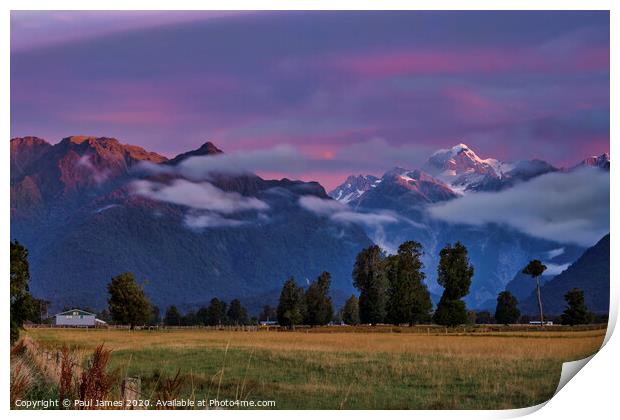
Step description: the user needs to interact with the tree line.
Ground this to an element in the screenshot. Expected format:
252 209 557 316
10 239 598 343
275 241 597 328
106 273 258 328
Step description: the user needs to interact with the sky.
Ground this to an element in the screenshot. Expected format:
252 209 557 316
11 11 610 190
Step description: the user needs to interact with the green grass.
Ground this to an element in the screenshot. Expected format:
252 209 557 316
107 347 564 409
22 327 605 409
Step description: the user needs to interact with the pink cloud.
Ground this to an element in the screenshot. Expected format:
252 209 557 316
321 46 609 78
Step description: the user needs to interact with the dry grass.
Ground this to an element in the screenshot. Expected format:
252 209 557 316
26 328 604 360
75 344 115 409
23 326 606 409
59 346 75 403
10 358 33 407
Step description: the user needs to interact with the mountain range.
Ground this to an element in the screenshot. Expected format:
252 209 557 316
11 136 609 314
520 234 609 315
329 143 609 311
10 136 372 313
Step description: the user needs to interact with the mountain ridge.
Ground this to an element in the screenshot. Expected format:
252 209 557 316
10 136 373 312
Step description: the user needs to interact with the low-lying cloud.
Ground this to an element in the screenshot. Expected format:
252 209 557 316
298 195 399 228
136 139 435 184
184 213 246 229
131 179 269 213
131 178 269 229
545 247 565 259
77 154 110 185
542 262 570 276
428 167 609 247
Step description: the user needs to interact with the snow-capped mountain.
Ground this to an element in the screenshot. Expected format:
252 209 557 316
349 167 458 211
572 153 610 171
424 143 502 190
326 144 608 310
423 143 558 193
330 143 560 202
328 174 381 203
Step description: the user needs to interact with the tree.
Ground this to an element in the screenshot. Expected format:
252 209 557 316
227 299 249 325
475 311 494 324
149 306 161 326
107 272 152 329
11 241 37 343
352 245 388 325
522 260 547 327
97 309 112 324
164 305 181 326
181 310 197 326
561 288 592 326
387 241 432 326
304 272 334 326
342 295 360 325
433 242 474 327
494 291 520 325
205 298 228 326
196 306 209 325
277 278 305 327
259 305 277 322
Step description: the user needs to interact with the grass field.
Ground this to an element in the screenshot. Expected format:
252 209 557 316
19 326 606 409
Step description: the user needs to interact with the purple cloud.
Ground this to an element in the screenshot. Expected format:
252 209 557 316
11 11 609 189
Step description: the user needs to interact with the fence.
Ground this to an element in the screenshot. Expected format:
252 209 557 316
21 338 149 409
25 322 607 334
26 323 260 332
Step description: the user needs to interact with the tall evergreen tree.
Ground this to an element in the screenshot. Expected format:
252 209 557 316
277 278 305 327
522 260 547 327
561 288 592 326
206 298 228 326
387 241 432 325
342 295 360 325
352 245 387 325
304 272 334 326
227 299 249 325
494 291 520 325
433 242 474 327
107 272 152 329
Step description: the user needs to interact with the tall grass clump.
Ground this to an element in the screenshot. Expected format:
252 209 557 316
59 346 75 403
10 359 33 408
76 344 115 409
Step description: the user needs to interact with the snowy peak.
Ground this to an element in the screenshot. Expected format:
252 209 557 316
424 143 561 193
424 143 504 193
350 167 457 207
383 168 452 191
328 174 381 203
573 153 610 171
426 143 498 179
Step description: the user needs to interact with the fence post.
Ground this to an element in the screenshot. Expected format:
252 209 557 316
121 377 142 409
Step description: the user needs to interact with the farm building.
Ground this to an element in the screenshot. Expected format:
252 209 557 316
54 309 106 327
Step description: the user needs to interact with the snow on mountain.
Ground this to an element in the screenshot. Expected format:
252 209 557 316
328 174 381 203
571 153 610 171
423 143 559 193
328 143 609 204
